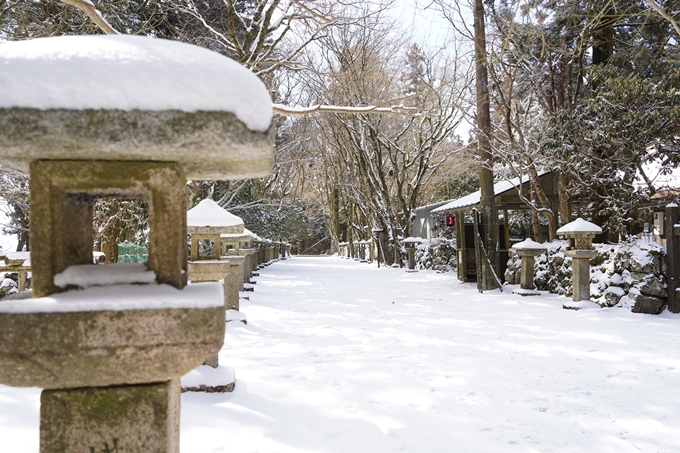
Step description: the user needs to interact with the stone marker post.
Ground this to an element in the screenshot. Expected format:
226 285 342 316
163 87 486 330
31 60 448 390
666 203 680 313
510 239 547 291
556 218 602 302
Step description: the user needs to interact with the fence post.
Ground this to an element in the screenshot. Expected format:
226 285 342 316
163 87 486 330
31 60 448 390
666 203 679 313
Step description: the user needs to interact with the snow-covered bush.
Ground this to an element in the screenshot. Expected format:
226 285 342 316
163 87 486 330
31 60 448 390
0 275 18 298
414 238 457 272
506 238 667 313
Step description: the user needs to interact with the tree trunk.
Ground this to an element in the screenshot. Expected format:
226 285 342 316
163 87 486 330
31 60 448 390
558 171 571 227
474 0 499 290
530 189 543 243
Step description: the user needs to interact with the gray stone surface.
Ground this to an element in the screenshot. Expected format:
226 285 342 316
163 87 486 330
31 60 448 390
0 306 225 389
566 249 597 301
187 261 230 284
0 108 274 180
632 295 666 314
30 161 188 297
638 276 667 299
40 379 180 453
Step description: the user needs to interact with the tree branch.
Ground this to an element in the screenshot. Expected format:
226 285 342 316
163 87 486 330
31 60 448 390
273 103 422 116
646 0 680 37
58 0 120 35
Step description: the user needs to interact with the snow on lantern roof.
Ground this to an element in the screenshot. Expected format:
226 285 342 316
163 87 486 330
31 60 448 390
403 237 423 243
187 199 244 229
0 35 272 132
0 281 224 314
54 263 156 289
556 218 602 235
243 228 260 239
0 35 274 180
511 238 547 250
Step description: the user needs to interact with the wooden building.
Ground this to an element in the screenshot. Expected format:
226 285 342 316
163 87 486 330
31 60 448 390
430 171 558 282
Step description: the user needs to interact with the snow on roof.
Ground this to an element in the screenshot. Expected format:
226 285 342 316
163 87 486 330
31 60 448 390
556 218 602 235
0 281 223 314
54 263 156 289
187 199 244 228
511 238 547 250
403 237 424 243
0 35 272 132
432 171 549 213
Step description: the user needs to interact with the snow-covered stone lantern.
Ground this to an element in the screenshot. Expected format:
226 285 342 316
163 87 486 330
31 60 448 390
187 199 246 313
510 239 547 291
359 239 369 263
556 218 602 302
403 237 423 271
0 35 273 452
240 228 261 281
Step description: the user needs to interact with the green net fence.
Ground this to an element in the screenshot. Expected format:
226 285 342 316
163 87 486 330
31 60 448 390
117 240 148 263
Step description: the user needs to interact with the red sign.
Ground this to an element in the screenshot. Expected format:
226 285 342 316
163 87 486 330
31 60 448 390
446 216 455 226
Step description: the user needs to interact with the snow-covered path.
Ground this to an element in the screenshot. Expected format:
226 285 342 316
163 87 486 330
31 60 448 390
182 256 680 453
1 256 679 452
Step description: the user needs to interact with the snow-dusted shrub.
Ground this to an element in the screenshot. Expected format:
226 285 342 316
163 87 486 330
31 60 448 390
0 275 18 298
414 238 457 272
506 238 667 313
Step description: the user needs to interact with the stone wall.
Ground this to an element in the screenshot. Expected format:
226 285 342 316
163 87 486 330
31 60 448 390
505 238 667 313
414 238 457 272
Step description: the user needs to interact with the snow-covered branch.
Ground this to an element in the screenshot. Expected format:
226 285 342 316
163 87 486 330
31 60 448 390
272 103 422 116
58 0 120 35
646 0 680 38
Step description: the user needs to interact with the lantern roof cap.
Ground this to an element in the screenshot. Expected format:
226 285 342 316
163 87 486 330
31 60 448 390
556 218 602 235
511 238 547 250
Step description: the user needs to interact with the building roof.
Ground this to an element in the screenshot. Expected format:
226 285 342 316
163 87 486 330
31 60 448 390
431 170 550 213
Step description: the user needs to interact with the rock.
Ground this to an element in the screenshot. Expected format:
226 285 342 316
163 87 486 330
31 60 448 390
609 273 623 287
604 286 625 307
629 271 648 281
632 295 665 314
630 257 660 275
637 276 667 299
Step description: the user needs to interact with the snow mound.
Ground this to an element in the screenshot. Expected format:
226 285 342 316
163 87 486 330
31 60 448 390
181 365 235 392
226 309 247 324
0 35 272 132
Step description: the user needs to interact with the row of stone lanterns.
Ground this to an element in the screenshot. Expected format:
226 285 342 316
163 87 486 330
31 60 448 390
183 199 290 392
338 239 373 262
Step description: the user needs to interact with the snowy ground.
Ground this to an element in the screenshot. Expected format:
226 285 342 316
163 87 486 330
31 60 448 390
1 256 680 452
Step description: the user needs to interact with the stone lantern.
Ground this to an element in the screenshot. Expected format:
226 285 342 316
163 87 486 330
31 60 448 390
0 35 273 452
187 199 246 313
359 240 369 263
510 239 547 292
556 218 602 302
338 242 347 258
237 228 259 282
403 237 423 271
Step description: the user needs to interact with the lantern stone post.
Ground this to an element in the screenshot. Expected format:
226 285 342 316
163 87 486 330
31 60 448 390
0 35 273 452
404 237 423 271
510 239 547 291
557 218 602 302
